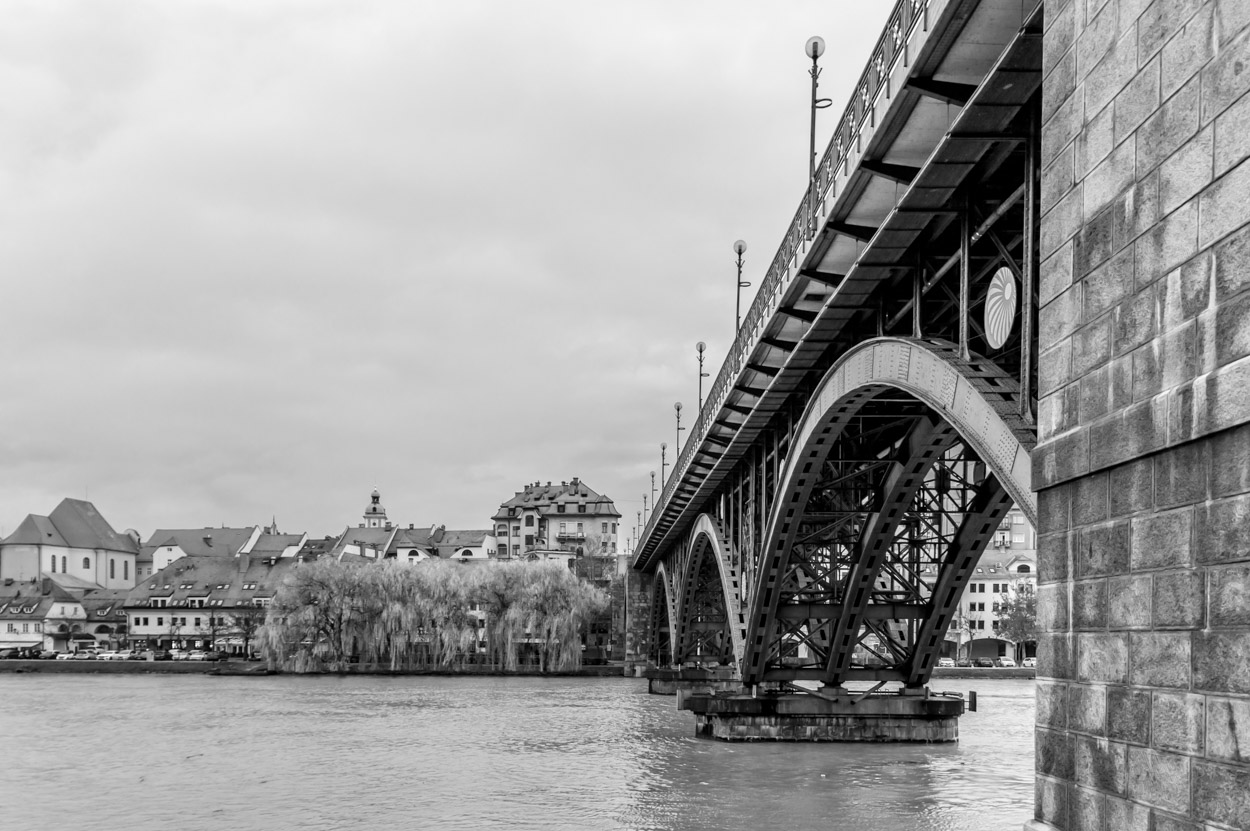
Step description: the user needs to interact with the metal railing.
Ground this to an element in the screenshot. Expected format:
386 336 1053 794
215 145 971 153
637 0 933 562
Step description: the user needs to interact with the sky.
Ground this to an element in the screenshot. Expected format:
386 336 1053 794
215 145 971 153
0 1 894 545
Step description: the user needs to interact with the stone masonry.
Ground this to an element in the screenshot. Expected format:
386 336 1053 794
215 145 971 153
1033 1 1250 829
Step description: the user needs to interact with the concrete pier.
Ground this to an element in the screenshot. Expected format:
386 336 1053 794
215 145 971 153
645 666 741 696
679 688 964 742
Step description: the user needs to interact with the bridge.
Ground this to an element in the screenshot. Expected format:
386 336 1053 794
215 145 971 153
632 0 1250 825
634 0 1042 732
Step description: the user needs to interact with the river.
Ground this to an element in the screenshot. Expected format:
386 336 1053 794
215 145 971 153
0 673 1034 830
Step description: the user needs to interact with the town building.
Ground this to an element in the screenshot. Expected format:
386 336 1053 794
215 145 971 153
941 505 1037 661
491 478 621 563
0 498 140 589
124 553 296 655
138 526 263 578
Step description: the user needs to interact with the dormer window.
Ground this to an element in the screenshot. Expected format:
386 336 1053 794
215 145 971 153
557 504 566 513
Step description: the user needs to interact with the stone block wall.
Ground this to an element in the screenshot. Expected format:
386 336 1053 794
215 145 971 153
1034 0 1250 828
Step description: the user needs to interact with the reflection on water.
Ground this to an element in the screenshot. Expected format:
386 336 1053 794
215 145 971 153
1 674 1033 830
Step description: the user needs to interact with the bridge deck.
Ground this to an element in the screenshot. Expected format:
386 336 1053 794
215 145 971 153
635 0 1043 572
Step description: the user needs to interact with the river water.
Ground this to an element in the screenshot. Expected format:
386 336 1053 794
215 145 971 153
0 674 1033 830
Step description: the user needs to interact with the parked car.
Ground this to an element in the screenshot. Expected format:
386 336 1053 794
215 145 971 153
54 651 76 660
150 649 173 661
973 657 995 668
203 650 229 662
937 657 955 668
169 649 190 661
1022 657 1037 668
70 649 100 660
186 650 208 661
956 658 972 667
97 651 129 661
38 650 58 660
0 647 25 659
996 657 1017 667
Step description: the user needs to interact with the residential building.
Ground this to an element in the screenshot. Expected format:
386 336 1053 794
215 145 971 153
138 526 262 578
941 505 1038 661
125 554 296 654
491 478 621 563
0 498 140 589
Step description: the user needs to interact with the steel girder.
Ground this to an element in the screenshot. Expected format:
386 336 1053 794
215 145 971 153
672 514 746 667
647 561 677 666
741 337 1036 687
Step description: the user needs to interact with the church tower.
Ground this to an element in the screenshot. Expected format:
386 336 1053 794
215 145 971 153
363 488 388 529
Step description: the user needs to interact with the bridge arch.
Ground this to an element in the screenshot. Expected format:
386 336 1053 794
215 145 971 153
647 561 678 666
742 337 1036 686
672 514 746 668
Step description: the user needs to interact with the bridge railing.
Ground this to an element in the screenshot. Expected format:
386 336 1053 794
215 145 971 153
637 0 933 562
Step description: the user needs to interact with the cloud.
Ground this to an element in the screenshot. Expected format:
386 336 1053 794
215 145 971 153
0 0 892 540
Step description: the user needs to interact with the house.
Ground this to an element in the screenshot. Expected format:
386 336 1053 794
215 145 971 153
138 526 263 579
491 478 621 561
125 554 297 654
0 498 140 589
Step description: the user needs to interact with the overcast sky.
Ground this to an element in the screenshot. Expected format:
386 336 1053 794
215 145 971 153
1 1 893 544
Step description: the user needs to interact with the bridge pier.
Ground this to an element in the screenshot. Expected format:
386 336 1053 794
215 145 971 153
679 688 964 742
644 665 741 696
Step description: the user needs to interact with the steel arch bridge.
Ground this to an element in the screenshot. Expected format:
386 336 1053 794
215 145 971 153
634 0 1044 694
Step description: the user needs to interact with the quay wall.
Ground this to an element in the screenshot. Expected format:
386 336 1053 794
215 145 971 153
1034 1 1250 829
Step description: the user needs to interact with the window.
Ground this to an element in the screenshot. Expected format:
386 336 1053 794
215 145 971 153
511 545 519 555
1017 564 1031 573
194 617 201 627
968 602 976 612
992 603 1000 613
992 620 1000 630
611 523 616 534
978 603 986 612
142 617 149 626
601 523 608 534
83 557 91 570
179 617 187 626
50 555 56 573
557 504 566 513
497 525 507 536
977 620 986 630
156 617 164 627
33 624 40 633
559 522 567 534
22 623 29 633
525 516 534 527
1013 515 1025 524
497 545 506 557
524 535 533 546
511 525 520 536
110 559 116 579
4 624 13 633
61 556 66 573
577 504 586 513
576 522 583 534
124 561 129 580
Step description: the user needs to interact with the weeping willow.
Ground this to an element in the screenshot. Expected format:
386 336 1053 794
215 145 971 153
260 559 609 673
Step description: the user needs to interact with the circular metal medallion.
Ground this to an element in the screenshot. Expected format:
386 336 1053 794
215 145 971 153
984 266 1017 350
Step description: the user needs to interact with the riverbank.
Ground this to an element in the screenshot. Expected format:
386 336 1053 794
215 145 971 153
0 659 626 677
0 660 1032 680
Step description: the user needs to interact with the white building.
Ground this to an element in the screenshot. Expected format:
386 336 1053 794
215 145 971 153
0 499 140 590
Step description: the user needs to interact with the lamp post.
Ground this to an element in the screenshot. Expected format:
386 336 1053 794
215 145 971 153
650 470 656 505
697 342 709 411
642 495 648 525
674 402 684 453
660 442 668 490
734 240 749 333
806 36 833 238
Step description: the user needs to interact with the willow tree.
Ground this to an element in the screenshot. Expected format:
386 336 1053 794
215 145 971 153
263 557 609 673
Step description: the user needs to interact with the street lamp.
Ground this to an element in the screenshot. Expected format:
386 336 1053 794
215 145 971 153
734 240 749 333
806 36 833 237
642 494 648 525
697 342 709 411
674 402 684 452
660 442 668 490
650 470 656 504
